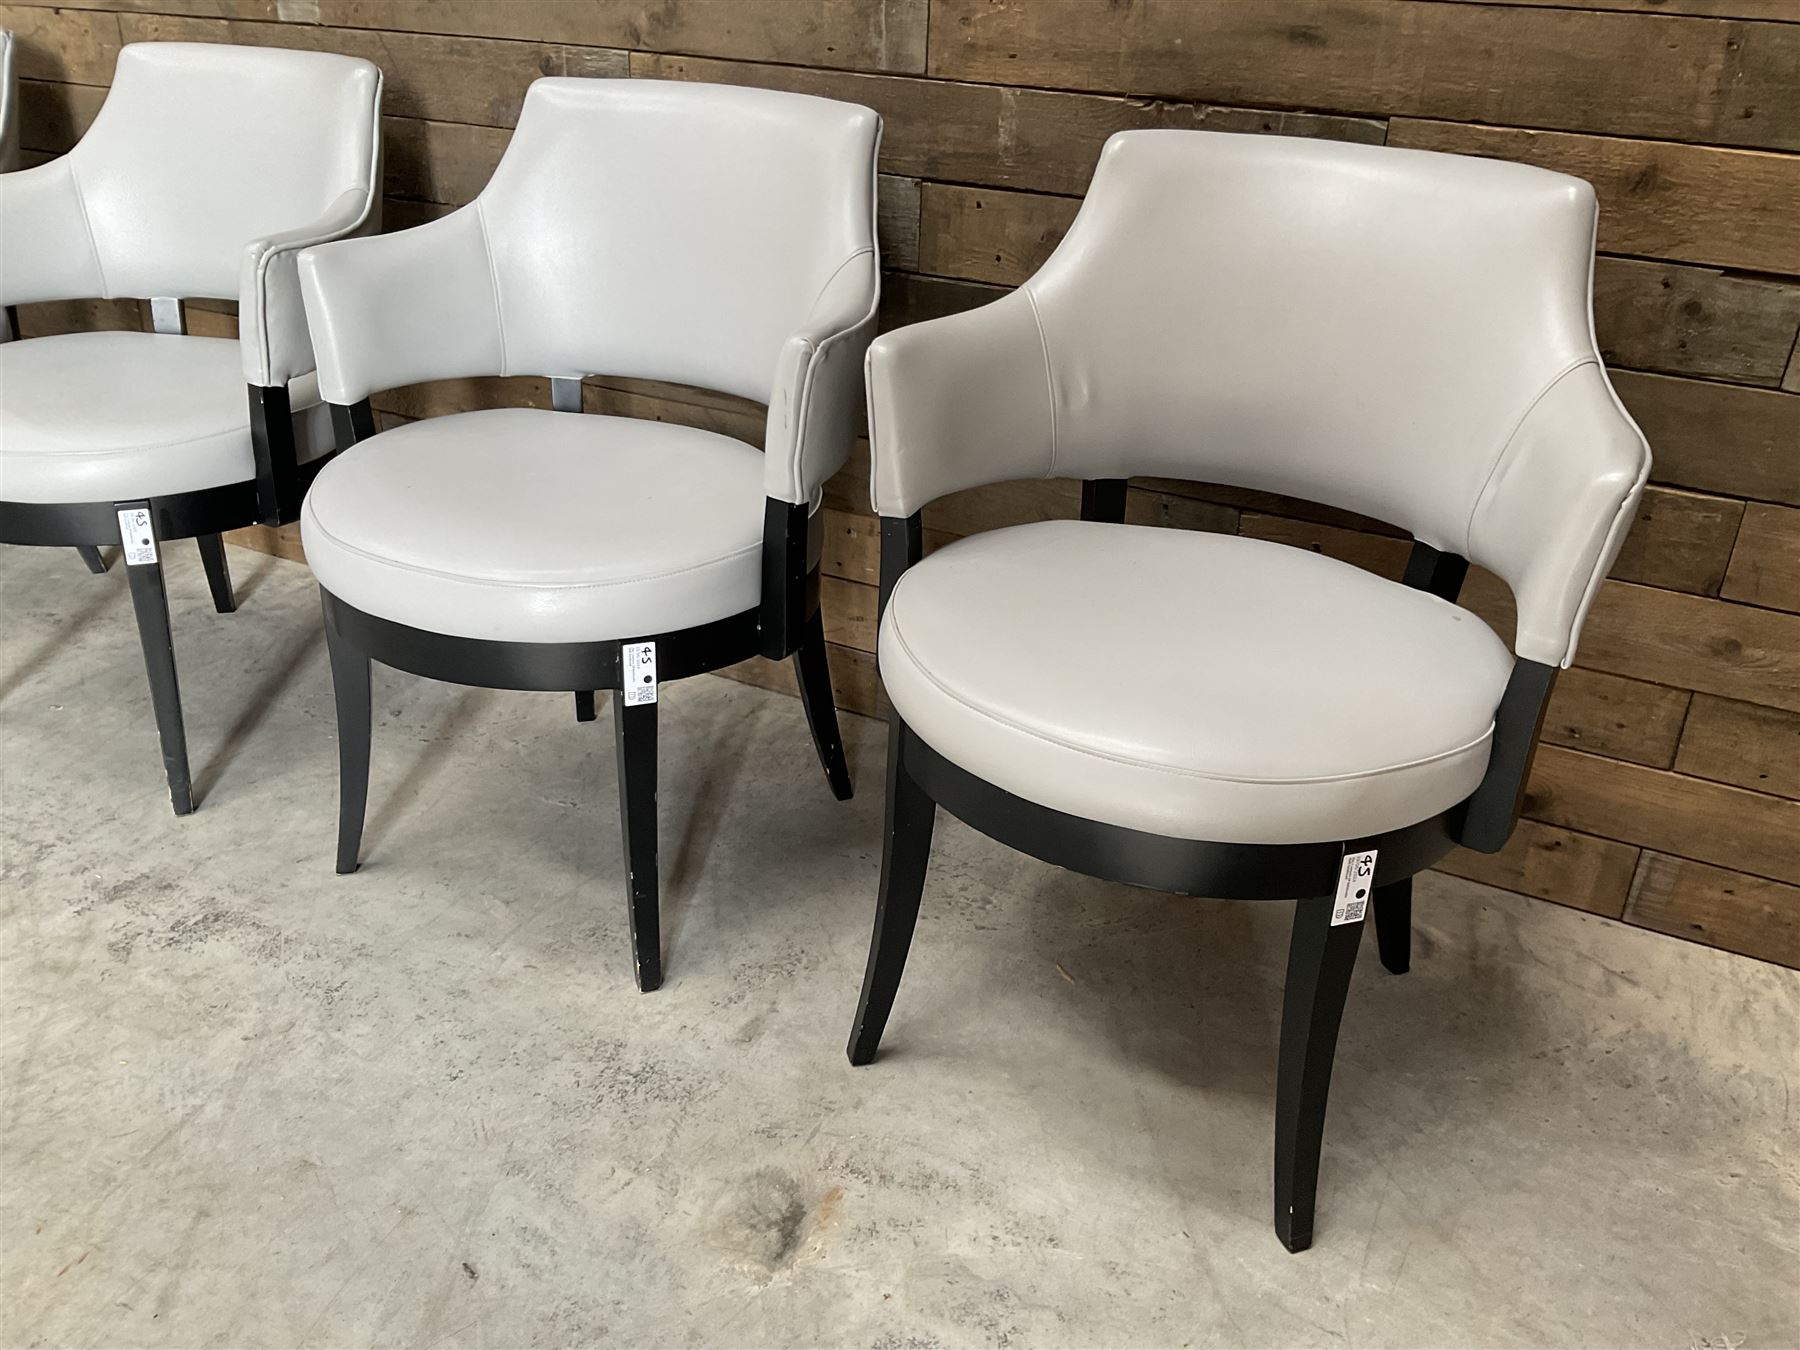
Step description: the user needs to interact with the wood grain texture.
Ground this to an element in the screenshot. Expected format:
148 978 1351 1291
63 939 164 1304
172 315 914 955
1435 820 1639 918
1675 694 1800 797
1611 373 1800 506
928 0 1800 151
1625 853 1800 966
1721 503 1800 611
1525 745 1800 885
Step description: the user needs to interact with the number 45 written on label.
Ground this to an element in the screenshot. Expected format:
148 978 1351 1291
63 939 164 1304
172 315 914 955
622 641 657 706
117 508 157 566
1331 849 1377 926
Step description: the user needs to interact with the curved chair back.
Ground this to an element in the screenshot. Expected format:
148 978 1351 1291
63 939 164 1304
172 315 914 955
355 78 878 406
3 42 379 304
873 130 1649 666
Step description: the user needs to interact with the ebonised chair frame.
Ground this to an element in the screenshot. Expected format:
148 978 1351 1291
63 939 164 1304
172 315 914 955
848 479 1557 1254
318 382 853 993
0 300 335 816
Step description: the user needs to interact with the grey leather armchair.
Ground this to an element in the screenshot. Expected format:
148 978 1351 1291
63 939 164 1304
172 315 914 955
295 77 882 992
848 130 1650 1252
0 42 383 814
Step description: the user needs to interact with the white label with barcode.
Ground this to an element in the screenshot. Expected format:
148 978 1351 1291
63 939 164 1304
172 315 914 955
1332 849 1377 925
622 641 658 706
117 508 157 565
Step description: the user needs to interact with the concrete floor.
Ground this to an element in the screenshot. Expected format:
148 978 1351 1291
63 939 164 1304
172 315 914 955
1 541 1796 1350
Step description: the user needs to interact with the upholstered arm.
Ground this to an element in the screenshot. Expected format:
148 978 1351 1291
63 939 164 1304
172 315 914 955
864 290 1056 517
1469 360 1650 668
297 205 505 405
240 185 379 389
762 249 881 505
0 159 106 306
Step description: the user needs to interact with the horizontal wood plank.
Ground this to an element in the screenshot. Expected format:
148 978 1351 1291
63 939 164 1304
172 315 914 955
1625 852 1800 967
1523 744 1800 884
1386 120 1800 275
1434 820 1639 918
928 0 1800 151
633 51 1380 198
1674 693 1800 797
1611 372 1800 506
1720 502 1800 611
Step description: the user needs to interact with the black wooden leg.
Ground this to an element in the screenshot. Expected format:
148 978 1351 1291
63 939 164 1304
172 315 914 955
792 609 852 801
575 690 597 723
323 598 372 875
196 533 235 614
75 544 109 574
1373 878 1412 974
613 694 661 992
1274 894 1364 1254
123 549 194 816
846 719 938 1065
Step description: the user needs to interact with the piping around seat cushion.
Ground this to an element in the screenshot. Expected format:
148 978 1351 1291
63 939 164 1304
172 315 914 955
301 407 769 644
879 521 1515 845
0 331 327 503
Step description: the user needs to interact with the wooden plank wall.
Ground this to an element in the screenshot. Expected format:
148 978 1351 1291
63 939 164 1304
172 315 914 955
8 0 1798 966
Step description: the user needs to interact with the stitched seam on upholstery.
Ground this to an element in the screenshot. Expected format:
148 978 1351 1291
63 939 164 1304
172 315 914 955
306 512 762 589
887 620 1496 787
1463 356 1592 559
1022 284 1058 476
65 160 109 295
783 246 878 502
474 200 508 376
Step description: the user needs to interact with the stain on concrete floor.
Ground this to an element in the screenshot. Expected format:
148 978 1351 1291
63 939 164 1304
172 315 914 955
2 544 1796 1347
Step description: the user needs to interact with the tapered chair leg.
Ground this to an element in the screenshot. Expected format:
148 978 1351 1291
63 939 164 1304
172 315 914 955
846 720 938 1065
613 694 661 992
792 609 852 800
75 544 109 574
1274 894 1365 1254
1373 878 1411 974
196 533 236 613
123 554 194 815
574 690 597 723
323 599 372 875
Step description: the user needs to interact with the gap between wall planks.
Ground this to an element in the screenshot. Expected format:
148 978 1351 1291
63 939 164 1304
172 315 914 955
7 0 1798 967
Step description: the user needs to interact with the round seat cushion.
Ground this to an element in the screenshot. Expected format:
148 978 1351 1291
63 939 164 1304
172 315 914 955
0 331 325 503
879 520 1515 845
301 407 769 643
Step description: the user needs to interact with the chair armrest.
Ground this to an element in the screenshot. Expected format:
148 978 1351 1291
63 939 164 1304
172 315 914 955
239 185 379 388
297 204 505 405
865 289 1056 517
762 249 880 505
1469 360 1650 668
0 159 106 306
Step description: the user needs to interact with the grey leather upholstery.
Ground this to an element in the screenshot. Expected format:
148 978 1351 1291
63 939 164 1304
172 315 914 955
298 77 881 641
0 43 381 504
868 130 1650 844
303 408 765 642
868 131 1649 670
883 523 1513 844
0 43 381 387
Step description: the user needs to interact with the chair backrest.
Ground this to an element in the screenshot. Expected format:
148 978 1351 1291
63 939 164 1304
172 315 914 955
57 42 379 300
468 77 880 404
1022 130 1648 664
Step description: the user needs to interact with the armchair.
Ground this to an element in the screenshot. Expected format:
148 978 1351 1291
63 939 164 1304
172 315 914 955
0 42 382 815
296 77 881 991
848 130 1649 1252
